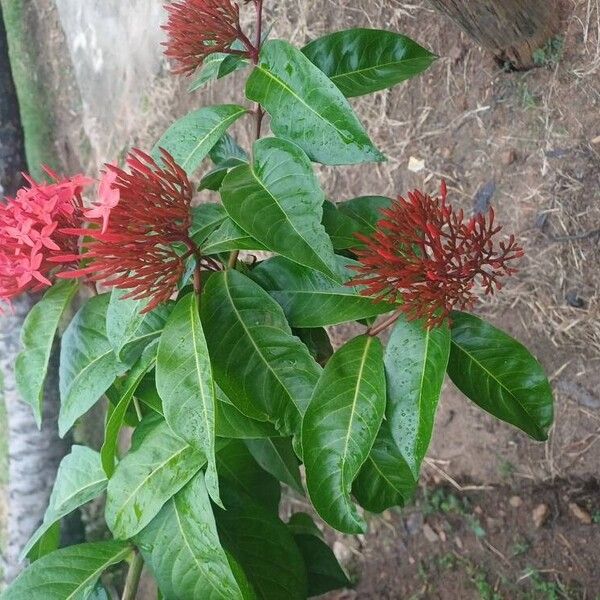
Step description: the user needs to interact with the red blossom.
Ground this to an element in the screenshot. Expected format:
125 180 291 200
348 182 524 328
162 0 253 76
55 149 196 312
0 170 92 310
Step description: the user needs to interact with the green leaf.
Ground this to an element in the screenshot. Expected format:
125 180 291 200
152 105 248 176
15 280 78 426
302 335 386 533
201 270 321 434
209 133 248 166
447 312 554 441
198 167 230 192
106 288 147 360
137 471 251 600
105 419 205 539
3 541 130 600
245 438 303 494
20 446 107 560
216 392 280 439
221 137 339 280
101 341 159 477
246 40 383 165
287 514 351 596
302 28 436 97
352 421 417 513
58 294 127 437
215 481 307 600
156 293 220 505
188 52 247 92
337 195 391 237
251 255 392 327
217 441 281 512
201 217 267 255
322 201 362 250
292 328 333 367
190 202 227 245
26 521 60 562
385 317 450 479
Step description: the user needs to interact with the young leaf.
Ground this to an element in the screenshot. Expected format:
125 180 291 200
58 294 129 437
20 446 108 560
188 52 247 92
189 202 227 245
337 195 392 237
4 541 130 600
209 133 248 166
302 29 436 97
215 481 308 600
201 218 267 255
220 137 339 280
156 292 220 506
152 105 248 176
447 312 554 441
385 316 450 479
137 472 252 600
246 40 383 165
287 514 351 596
251 255 393 327
201 270 321 435
245 438 303 494
217 440 281 512
105 288 147 360
302 335 386 533
105 419 205 539
15 279 78 427
352 421 417 513
101 341 159 477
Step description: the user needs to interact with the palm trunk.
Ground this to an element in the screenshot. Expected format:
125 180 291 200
428 0 560 69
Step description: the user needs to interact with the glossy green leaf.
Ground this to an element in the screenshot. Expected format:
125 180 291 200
152 105 248 176
352 421 417 513
106 288 147 360
201 270 321 434
26 521 60 562
137 472 251 600
385 316 450 479
215 481 307 600
156 293 220 505
322 201 362 250
447 312 554 441
105 419 205 539
15 280 78 427
302 335 386 533
198 167 230 192
292 328 333 367
216 393 280 439
217 441 281 512
101 341 159 477
190 202 228 246
58 294 127 437
20 446 108 560
221 137 339 280
251 255 392 327
245 438 302 494
188 52 247 92
201 218 267 255
3 541 130 600
287 514 351 596
246 40 383 165
302 28 436 97
337 195 391 237
209 133 248 166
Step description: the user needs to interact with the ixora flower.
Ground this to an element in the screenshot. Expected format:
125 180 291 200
55 149 197 312
0 170 92 310
163 0 254 76
349 182 524 328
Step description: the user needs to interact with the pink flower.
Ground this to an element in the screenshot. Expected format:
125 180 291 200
84 170 120 233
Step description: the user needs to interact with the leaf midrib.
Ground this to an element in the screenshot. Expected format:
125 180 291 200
330 56 434 85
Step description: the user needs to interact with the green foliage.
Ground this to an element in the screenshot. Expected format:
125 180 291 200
533 35 565 68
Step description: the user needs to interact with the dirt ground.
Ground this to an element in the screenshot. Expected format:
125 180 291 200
6 0 600 597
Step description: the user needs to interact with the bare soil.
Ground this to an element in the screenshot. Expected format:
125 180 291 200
6 0 600 597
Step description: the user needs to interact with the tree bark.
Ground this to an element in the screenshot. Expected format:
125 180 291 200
0 6 69 584
428 0 560 69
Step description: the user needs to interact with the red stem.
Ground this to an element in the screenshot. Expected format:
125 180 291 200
367 309 402 337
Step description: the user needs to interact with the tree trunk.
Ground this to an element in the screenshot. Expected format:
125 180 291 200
0 6 70 584
428 0 560 69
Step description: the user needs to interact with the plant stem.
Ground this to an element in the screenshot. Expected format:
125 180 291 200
122 549 144 600
367 309 402 336
193 259 202 296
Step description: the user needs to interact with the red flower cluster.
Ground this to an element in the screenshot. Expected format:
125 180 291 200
163 0 251 76
349 182 524 327
56 149 195 312
0 170 92 310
